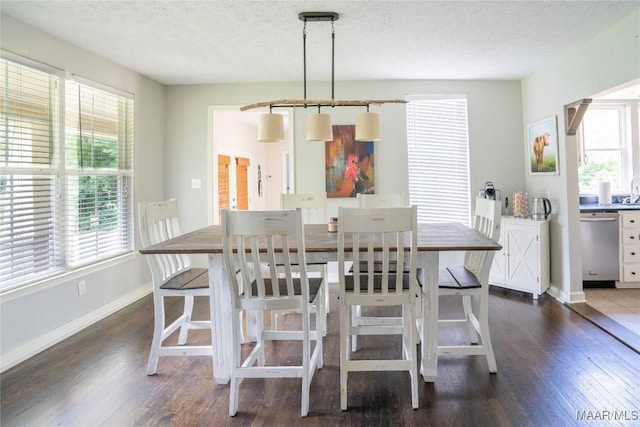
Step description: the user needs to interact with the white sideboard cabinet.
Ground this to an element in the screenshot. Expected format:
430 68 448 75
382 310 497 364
489 216 550 299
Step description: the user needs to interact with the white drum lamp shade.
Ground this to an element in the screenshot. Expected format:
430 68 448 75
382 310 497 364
355 112 381 141
306 113 333 141
258 113 284 142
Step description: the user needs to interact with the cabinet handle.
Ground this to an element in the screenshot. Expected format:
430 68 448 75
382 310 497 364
632 252 636 256
633 272 637 276
632 236 636 240
632 219 636 223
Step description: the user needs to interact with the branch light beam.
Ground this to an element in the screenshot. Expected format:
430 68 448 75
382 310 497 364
241 12 407 142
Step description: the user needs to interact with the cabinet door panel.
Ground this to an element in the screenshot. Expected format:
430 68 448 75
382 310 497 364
506 226 539 289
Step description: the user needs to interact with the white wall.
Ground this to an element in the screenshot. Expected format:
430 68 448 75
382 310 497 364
0 15 165 370
166 79 525 230
521 9 640 303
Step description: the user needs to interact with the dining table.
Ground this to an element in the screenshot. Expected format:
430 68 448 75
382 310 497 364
139 222 501 384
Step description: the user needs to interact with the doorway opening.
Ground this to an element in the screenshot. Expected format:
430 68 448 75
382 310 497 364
208 107 294 224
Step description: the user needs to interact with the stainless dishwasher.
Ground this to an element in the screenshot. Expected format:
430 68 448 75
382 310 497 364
580 212 619 283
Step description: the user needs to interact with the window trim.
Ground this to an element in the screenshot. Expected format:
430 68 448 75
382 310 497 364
0 54 134 292
406 94 471 226
578 101 637 195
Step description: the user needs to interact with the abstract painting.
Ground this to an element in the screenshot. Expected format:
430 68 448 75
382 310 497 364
325 125 375 198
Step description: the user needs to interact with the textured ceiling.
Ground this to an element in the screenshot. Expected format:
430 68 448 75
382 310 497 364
1 1 638 86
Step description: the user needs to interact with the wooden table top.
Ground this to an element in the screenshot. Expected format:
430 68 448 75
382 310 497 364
139 223 501 255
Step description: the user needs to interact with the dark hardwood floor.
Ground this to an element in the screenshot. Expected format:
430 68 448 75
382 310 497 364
2 285 639 426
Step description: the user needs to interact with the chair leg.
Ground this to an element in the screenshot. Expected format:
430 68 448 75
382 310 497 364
479 290 497 373
256 310 266 366
178 295 195 345
146 293 165 375
317 290 325 369
340 301 349 411
351 305 361 352
239 311 246 344
229 307 242 416
462 295 478 344
323 264 330 314
404 302 419 409
301 328 310 417
316 287 329 369
414 292 422 344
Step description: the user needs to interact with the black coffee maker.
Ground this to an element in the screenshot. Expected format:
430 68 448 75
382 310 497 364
478 181 501 201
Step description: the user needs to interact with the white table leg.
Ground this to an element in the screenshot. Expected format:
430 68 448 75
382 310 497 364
420 252 439 382
208 254 232 384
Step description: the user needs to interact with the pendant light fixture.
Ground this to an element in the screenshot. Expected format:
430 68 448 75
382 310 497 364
307 111 333 141
241 12 406 142
355 109 381 142
258 108 285 142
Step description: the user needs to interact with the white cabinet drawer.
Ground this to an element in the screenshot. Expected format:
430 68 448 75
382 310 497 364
622 246 640 263
622 265 640 282
622 214 640 229
622 229 640 244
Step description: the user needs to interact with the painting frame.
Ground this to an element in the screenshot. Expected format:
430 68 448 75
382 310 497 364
325 124 375 198
527 115 559 175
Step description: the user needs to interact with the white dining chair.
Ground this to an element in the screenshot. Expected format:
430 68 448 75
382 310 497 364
356 192 405 208
338 206 419 410
351 193 408 350
281 192 328 224
430 196 501 373
221 208 325 417
276 192 330 332
139 199 212 376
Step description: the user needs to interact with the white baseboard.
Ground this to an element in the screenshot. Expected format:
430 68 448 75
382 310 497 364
547 284 586 304
0 282 152 373
616 281 640 289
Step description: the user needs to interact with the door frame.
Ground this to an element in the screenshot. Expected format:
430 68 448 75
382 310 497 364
207 105 295 224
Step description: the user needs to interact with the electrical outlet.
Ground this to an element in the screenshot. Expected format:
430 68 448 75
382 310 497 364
191 178 201 189
78 280 87 296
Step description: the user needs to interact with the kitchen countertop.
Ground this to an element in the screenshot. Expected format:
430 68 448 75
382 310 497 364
580 203 640 212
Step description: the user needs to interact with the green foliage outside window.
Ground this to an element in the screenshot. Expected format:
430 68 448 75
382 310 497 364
579 158 621 191
75 136 120 232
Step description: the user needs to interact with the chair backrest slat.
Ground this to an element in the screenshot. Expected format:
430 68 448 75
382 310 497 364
139 199 191 284
357 193 405 208
281 192 327 224
338 206 417 297
222 209 309 309
464 197 501 280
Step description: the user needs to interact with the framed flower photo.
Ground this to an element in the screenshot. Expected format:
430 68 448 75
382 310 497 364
527 115 559 175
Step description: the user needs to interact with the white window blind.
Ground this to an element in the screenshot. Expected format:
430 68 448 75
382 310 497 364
0 59 63 287
406 96 470 226
65 81 133 267
0 56 134 291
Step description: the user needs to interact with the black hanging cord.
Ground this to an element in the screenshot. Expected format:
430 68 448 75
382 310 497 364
331 18 335 101
303 18 307 103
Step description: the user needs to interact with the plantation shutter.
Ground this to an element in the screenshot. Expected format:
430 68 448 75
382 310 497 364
218 154 230 223
235 157 250 211
65 80 133 267
406 96 471 226
0 58 63 289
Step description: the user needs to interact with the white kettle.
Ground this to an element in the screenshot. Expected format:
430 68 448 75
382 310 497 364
531 197 551 220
